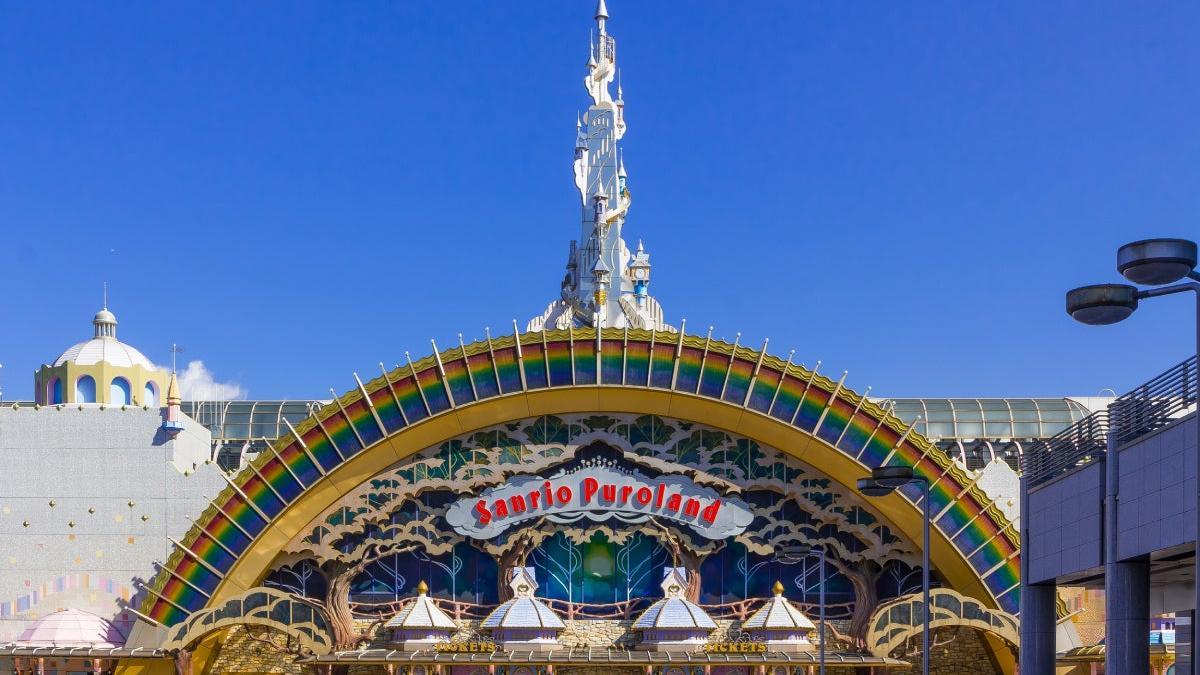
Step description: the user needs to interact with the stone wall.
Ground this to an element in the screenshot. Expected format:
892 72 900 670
204 625 306 675
889 627 1008 675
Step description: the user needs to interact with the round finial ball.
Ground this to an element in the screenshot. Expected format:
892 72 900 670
773 580 785 596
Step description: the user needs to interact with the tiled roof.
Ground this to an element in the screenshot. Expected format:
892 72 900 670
385 593 457 630
481 598 565 630
743 593 816 631
633 598 717 630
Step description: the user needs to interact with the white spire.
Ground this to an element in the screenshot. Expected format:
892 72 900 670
526 0 674 333
595 0 609 34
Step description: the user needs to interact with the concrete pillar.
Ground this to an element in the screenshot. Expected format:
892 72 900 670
1019 582 1058 674
1106 557 1151 674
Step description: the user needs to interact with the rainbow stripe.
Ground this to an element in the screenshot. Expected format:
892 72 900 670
721 356 754 404
815 396 856 446
600 338 623 383
442 358 475 405
674 346 703 392
546 341 572 386
416 368 450 413
302 426 341 471
344 398 383 448
648 343 674 388
368 385 406 433
698 352 730 398
239 472 285 517
144 329 1023 624
492 346 523 393
573 340 597 384
625 341 650 385
467 352 500 398
391 375 428 422
277 441 320 486
521 342 549 389
216 494 263 538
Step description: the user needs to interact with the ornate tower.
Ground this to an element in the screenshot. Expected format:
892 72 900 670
528 0 672 332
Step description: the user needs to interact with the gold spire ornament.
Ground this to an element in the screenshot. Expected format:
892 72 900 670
773 580 785 596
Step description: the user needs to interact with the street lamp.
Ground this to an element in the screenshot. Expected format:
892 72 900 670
1066 237 1200 672
858 465 931 675
777 544 826 675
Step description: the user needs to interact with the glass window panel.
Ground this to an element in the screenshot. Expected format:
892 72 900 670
926 422 956 437
957 422 984 437
1014 422 1041 437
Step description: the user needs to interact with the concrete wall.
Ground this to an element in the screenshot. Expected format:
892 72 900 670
1026 461 1104 584
0 405 224 641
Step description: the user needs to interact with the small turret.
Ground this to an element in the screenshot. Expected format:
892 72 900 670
575 114 588 158
628 239 651 308
593 256 612 310
162 371 185 435
595 0 609 33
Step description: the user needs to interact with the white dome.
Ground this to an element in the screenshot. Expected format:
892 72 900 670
54 337 156 369
15 609 126 648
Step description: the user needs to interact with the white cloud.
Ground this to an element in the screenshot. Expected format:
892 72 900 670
176 360 246 401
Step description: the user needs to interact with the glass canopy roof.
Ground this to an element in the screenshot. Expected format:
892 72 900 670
181 397 1093 473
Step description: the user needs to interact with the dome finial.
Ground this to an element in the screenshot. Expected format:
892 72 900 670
93 286 118 339
416 580 429 595
773 580 785 596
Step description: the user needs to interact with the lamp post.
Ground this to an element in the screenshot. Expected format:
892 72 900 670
1066 237 1200 673
778 544 826 675
858 465 931 675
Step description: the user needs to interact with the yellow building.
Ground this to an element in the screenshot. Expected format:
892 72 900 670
34 304 167 407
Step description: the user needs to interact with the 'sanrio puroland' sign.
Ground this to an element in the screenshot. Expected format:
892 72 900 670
445 464 754 540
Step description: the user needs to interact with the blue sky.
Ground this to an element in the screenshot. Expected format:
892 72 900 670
1 1 1197 400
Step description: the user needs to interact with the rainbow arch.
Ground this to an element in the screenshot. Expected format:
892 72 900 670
140 328 1020 626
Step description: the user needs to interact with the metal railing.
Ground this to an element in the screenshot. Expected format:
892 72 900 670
1111 355 1198 445
1023 410 1109 488
1025 355 1198 488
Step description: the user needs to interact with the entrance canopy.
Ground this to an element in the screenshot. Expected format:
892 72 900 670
140 328 1020 629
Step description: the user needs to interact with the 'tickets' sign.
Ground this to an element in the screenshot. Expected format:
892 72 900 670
445 464 754 540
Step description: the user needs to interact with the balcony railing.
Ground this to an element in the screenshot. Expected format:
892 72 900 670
1024 355 1197 488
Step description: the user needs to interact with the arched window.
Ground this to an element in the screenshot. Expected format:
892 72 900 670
143 381 158 407
75 375 96 403
46 377 63 405
110 377 131 406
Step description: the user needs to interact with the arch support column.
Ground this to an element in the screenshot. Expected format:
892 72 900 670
1105 557 1150 674
1019 582 1057 674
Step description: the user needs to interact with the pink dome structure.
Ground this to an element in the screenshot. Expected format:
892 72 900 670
15 609 125 648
